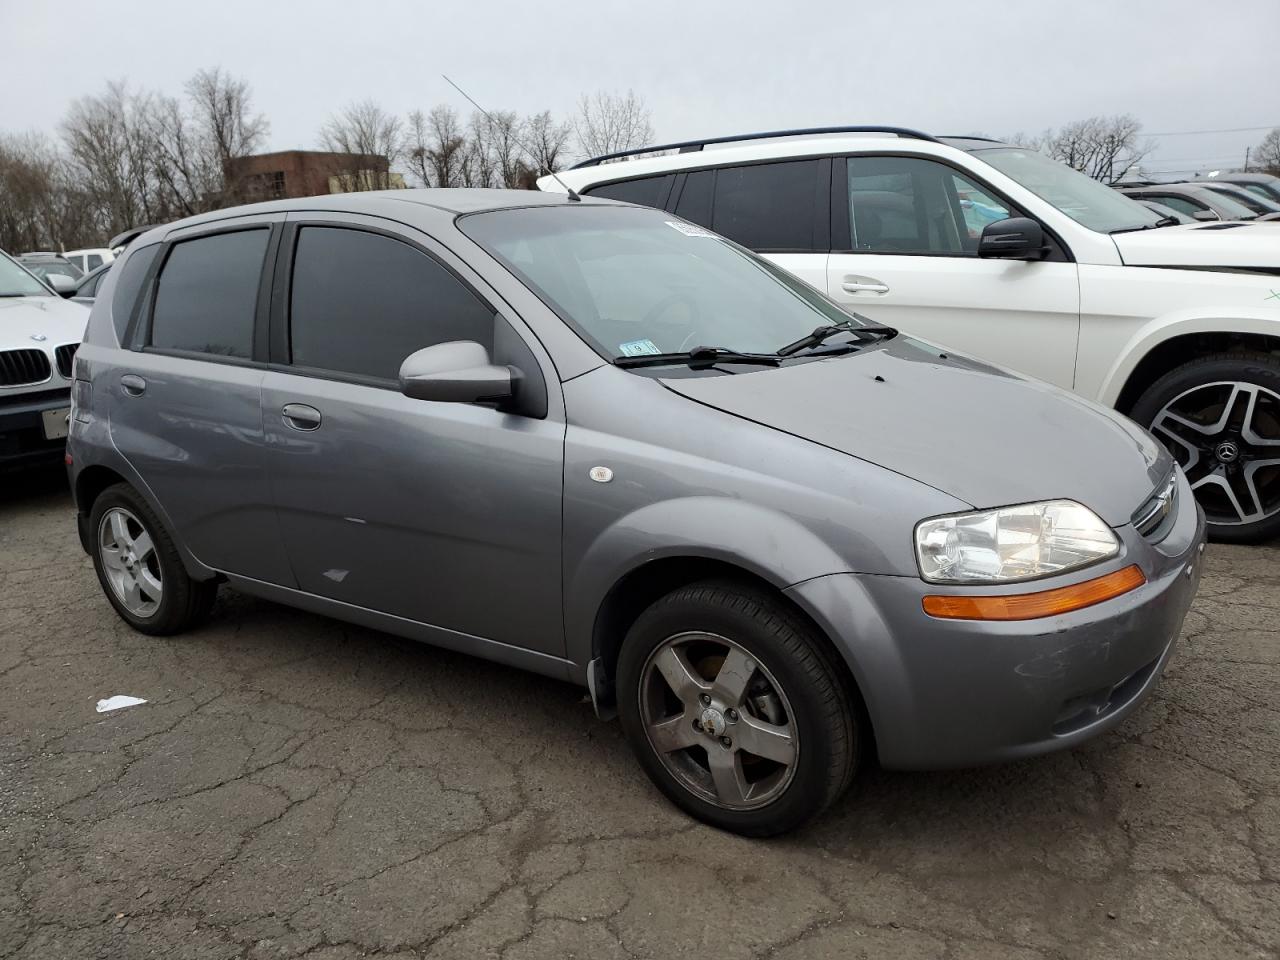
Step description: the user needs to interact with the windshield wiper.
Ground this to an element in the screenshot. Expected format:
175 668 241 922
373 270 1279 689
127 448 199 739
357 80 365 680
1110 221 1174 234
613 345 782 369
777 320 896 356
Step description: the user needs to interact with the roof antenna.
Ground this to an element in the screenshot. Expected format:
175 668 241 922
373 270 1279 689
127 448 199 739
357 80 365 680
442 75 581 201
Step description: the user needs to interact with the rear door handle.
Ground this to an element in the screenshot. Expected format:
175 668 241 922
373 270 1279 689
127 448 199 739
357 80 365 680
120 374 147 396
841 277 890 295
282 403 322 431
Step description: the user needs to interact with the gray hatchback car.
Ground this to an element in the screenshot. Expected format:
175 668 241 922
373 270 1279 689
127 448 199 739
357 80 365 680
67 189 1206 835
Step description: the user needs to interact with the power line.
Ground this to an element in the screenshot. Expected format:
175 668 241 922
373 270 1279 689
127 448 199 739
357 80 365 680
1144 124 1277 137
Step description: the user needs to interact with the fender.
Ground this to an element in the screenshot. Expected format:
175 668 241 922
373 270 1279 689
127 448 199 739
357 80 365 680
1096 305 1280 408
563 495 853 672
69 410 219 582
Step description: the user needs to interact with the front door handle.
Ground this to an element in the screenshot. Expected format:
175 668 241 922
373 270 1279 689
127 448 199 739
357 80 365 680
120 374 147 396
282 403 322 431
841 277 890 295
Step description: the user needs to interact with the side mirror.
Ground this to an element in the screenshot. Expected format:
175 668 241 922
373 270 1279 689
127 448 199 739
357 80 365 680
977 217 1046 260
47 274 78 296
398 341 514 405
1191 209 1219 222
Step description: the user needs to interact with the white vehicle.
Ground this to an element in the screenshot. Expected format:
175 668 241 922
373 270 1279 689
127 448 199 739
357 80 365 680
61 247 115 275
0 251 90 468
541 127 1280 542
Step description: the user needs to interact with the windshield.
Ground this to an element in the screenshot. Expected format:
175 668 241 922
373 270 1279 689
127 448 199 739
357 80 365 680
1197 188 1258 219
0 254 52 297
461 205 873 360
973 147 1163 233
1206 185 1279 215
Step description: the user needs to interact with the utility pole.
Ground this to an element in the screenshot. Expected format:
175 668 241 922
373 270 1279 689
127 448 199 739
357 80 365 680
1244 147 1251 172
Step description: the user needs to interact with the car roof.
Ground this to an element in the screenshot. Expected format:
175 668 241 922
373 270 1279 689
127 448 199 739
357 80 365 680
547 129 1016 191
134 188 617 244
17 253 72 262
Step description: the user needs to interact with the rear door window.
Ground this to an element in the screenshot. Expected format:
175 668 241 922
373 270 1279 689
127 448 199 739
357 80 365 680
150 229 268 359
673 170 714 228
710 160 825 251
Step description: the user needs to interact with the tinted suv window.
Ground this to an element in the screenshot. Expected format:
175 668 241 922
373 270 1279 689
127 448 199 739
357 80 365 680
846 156 1009 255
289 226 494 381
711 160 822 251
586 174 673 208
151 230 267 357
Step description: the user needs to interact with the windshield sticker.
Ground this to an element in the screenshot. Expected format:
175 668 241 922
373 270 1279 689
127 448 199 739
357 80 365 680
665 220 718 238
618 338 661 357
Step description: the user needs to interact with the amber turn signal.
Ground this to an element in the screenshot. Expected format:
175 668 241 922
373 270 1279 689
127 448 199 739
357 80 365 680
922 564 1147 621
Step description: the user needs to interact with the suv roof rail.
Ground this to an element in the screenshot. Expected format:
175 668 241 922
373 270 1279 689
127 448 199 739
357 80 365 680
569 125 942 169
939 134 1003 143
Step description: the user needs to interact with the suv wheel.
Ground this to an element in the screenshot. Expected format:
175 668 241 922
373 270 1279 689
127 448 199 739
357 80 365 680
617 580 859 836
1132 351 1280 543
89 483 218 635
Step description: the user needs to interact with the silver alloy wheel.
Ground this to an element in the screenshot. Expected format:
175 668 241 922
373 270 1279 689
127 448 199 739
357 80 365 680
638 631 798 811
1150 381 1280 526
98 507 163 617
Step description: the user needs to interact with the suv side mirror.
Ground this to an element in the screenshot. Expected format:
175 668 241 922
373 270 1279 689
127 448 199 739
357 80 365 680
47 274 78 296
399 341 514 405
977 217 1046 260
1191 209 1219 222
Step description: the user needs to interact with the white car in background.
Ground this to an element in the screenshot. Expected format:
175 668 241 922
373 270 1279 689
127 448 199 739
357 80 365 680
61 247 115 275
0 251 89 469
542 127 1280 542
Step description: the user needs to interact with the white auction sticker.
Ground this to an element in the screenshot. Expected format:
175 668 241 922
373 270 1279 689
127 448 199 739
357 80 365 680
665 220 718 238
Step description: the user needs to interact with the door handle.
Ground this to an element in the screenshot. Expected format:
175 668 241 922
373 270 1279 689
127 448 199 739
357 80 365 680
120 374 147 396
281 403 322 431
841 278 890 295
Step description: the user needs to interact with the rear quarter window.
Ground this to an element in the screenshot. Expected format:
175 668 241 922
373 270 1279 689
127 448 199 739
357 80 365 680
585 174 674 208
109 244 160 342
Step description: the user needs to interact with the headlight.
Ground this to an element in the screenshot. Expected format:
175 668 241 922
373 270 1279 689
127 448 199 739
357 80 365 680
915 500 1118 584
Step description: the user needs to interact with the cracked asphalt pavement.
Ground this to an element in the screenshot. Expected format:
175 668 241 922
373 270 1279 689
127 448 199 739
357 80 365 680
2 466 1278 960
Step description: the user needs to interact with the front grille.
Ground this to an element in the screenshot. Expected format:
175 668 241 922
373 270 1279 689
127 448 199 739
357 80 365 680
1133 473 1178 540
55 343 78 379
0 348 52 387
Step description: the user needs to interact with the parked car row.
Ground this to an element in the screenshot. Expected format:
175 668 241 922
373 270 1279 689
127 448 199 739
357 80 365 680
1117 175 1280 223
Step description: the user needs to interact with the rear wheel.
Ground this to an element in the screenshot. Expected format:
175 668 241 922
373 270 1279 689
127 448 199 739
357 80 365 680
89 483 217 635
1132 352 1280 543
617 580 859 836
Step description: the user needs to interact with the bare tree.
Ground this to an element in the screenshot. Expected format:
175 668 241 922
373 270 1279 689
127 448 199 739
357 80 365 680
407 105 467 187
0 133 94 251
320 99 403 191
572 90 654 161
523 110 572 182
1012 115 1154 183
185 67 269 203
1255 127 1280 176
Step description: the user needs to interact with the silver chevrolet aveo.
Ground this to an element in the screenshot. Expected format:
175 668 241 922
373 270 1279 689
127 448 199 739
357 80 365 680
67 189 1205 836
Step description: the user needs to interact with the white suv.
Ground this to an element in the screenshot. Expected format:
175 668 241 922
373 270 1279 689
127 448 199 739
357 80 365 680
541 127 1280 542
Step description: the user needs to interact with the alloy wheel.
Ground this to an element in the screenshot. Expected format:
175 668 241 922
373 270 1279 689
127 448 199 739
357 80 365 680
1149 381 1280 526
98 506 163 617
638 631 798 810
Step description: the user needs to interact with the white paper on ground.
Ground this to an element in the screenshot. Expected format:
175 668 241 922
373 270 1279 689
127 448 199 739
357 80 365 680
96 695 147 713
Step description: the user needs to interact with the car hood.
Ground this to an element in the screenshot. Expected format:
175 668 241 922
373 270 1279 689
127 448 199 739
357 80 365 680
1112 221 1280 269
659 337 1171 526
0 295 89 346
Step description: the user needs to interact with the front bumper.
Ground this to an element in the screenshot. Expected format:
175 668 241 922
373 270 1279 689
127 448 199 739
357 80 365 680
787 471 1206 770
0 388 71 468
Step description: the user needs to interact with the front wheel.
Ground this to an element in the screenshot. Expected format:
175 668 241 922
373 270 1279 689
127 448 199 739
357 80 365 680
616 580 859 837
1131 352 1280 544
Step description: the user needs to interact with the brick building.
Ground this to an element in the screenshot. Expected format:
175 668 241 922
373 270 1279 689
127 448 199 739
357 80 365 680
225 151 404 201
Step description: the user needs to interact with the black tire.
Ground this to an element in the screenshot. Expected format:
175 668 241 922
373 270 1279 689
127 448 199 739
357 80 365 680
88 483 218 635
1130 351 1280 544
616 579 859 837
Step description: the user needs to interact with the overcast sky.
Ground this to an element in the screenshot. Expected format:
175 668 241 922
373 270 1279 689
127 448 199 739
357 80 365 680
3 0 1278 177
